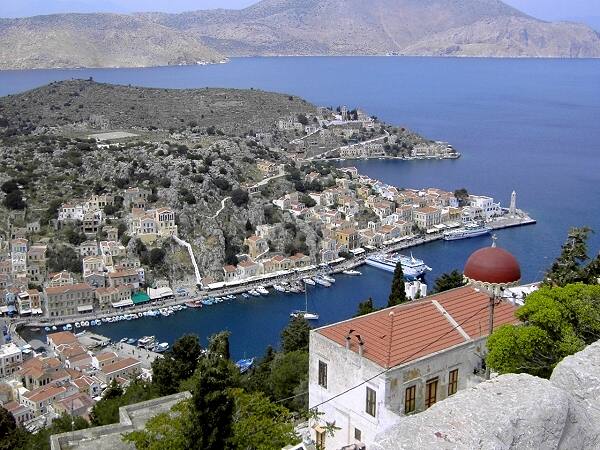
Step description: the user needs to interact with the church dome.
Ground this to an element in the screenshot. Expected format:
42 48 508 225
464 246 521 285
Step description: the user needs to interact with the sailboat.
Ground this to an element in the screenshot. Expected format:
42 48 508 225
291 288 319 320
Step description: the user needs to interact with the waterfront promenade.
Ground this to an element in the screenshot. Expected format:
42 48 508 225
12 214 535 330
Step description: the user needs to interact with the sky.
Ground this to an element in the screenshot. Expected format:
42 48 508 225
1 0 599 29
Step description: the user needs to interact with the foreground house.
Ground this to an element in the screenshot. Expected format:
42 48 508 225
308 286 519 449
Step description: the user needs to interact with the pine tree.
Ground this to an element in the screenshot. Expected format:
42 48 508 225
388 262 407 307
354 297 377 317
434 270 467 293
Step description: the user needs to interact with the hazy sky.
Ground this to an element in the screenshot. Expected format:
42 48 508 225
1 0 599 24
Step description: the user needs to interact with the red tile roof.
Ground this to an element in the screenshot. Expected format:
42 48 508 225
316 286 519 369
48 331 77 346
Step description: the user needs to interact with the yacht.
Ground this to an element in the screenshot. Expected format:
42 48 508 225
290 290 319 321
273 284 286 293
365 252 431 280
321 274 335 283
443 222 492 241
256 286 269 295
138 336 156 349
303 278 316 286
314 277 332 287
342 269 362 276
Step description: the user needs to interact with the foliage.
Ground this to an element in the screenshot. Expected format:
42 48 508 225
148 248 166 268
152 335 202 395
433 270 466 293
388 262 407 307
280 316 311 353
544 227 596 286
354 297 377 317
3 190 26 210
90 380 158 426
208 331 231 360
186 357 239 449
487 284 600 378
0 406 27 450
269 351 309 412
229 389 298 449
47 245 82 274
231 189 249 207
454 188 469 206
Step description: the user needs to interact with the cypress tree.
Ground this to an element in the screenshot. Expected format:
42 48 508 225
388 262 407 307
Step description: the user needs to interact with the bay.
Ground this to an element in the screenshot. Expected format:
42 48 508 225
3 57 599 358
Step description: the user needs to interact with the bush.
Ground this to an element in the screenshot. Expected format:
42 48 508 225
231 189 249 207
3 191 25 210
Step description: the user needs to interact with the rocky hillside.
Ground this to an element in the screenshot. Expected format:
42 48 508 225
0 79 315 134
141 0 600 58
0 13 224 70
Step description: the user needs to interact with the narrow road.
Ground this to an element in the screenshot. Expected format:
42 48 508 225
209 197 230 219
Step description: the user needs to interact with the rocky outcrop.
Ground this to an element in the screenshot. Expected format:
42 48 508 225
372 341 600 450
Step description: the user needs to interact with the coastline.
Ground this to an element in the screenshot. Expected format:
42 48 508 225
14 214 536 330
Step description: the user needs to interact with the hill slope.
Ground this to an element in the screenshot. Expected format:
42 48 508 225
142 0 600 57
0 13 224 70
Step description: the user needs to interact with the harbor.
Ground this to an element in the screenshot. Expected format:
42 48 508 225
15 213 536 341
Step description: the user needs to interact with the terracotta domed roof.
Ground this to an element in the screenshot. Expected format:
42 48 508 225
464 247 521 285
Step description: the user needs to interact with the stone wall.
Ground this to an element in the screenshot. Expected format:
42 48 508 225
371 341 600 450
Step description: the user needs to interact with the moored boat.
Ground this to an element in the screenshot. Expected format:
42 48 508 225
235 357 255 373
443 222 492 241
314 277 331 287
273 284 286 292
256 286 269 295
365 252 431 280
342 269 362 276
138 336 156 349
303 278 316 286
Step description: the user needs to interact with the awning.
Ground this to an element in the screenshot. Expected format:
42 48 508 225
77 305 94 313
112 299 134 308
133 292 152 304
350 248 365 255
31 308 44 315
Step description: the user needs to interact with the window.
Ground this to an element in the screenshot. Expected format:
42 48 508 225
354 427 362 441
366 387 377 417
404 385 416 414
448 369 459 396
318 360 328 388
425 378 438 408
316 430 326 450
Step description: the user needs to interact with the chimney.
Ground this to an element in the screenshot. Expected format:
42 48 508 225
345 329 354 350
356 334 364 357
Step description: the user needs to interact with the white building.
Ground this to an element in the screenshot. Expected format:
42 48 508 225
469 195 502 220
308 286 519 449
0 343 23 378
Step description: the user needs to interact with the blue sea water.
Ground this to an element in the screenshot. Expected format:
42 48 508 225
2 57 599 358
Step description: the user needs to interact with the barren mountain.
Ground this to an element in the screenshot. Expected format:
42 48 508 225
0 13 224 70
141 0 600 58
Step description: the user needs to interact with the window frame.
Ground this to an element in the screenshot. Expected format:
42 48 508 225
448 369 459 396
404 384 416 414
354 427 362 442
425 377 438 408
366 386 377 417
318 360 328 389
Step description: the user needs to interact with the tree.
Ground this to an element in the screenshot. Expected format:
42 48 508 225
388 262 407 307
269 350 309 412
208 331 231 360
231 189 249 207
0 179 19 194
242 346 276 396
486 284 600 379
280 316 311 353
354 297 377 317
0 406 27 450
297 114 309 126
544 227 593 287
47 245 83 274
152 335 202 395
433 270 466 293
454 188 469 206
3 190 25 210
148 248 166 268
229 389 298 449
91 380 157 426
186 357 239 449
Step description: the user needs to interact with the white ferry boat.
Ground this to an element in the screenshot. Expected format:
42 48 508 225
365 253 431 280
443 223 492 241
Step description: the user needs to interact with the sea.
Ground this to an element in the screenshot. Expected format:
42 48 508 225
2 57 599 359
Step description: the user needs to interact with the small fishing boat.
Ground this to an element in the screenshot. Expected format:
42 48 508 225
120 337 128 343
241 293 250 299
303 278 316 286
256 286 269 295
342 269 362 276
74 322 81 328
226 294 236 300
126 338 136 345
153 342 169 353
44 327 51 332
235 357 255 374
248 290 261 297
185 300 203 308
